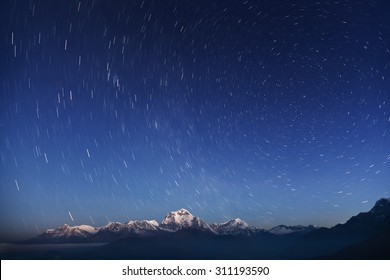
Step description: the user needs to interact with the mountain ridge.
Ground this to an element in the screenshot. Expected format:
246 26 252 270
31 198 390 244
3 198 389 259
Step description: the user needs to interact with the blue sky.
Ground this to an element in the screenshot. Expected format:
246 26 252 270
1 0 389 241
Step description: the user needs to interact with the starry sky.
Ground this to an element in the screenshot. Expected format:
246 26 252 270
1 0 390 241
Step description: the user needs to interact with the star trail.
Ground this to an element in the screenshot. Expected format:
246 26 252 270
1 0 390 241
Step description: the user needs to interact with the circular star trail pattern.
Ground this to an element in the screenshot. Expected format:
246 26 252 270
1 0 390 240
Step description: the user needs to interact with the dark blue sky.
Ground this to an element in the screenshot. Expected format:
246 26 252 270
1 0 390 241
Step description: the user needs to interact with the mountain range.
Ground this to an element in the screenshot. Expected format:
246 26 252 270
3 198 389 259
33 207 315 243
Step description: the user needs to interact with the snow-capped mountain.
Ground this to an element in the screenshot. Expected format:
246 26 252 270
90 220 159 241
18 198 390 260
159 208 218 234
35 208 322 243
211 218 258 235
37 224 99 241
268 225 317 235
41 203 390 243
98 220 159 234
127 220 159 232
37 220 159 242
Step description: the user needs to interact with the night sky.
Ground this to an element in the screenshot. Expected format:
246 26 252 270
1 0 390 241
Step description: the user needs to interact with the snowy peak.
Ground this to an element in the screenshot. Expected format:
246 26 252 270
161 208 194 227
99 220 159 234
125 220 159 232
100 222 126 232
225 218 249 228
160 208 218 234
269 225 317 235
175 208 192 216
211 218 257 235
127 220 159 228
39 224 99 240
88 219 160 241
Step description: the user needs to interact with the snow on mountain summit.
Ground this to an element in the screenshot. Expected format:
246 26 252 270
98 220 159 235
126 220 159 230
100 222 126 232
39 224 99 240
269 225 317 235
225 218 249 228
161 208 194 227
85 219 160 241
211 218 258 235
159 208 218 234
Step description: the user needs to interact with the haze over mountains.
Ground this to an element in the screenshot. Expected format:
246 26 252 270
1 198 389 259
